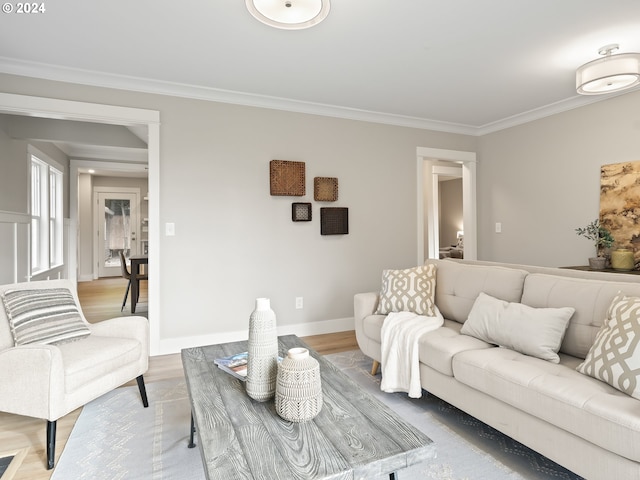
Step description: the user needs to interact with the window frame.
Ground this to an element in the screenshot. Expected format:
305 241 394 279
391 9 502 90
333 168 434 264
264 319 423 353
29 147 64 275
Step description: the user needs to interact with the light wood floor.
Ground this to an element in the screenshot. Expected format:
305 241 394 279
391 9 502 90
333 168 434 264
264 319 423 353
0 278 358 480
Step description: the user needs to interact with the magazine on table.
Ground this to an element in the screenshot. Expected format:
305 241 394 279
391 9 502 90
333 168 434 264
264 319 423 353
214 352 249 380
214 352 283 381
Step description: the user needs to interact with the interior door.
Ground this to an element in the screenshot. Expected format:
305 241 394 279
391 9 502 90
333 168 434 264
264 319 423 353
97 192 139 277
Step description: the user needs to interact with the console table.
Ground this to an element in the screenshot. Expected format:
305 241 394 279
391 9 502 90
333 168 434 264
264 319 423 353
561 265 640 275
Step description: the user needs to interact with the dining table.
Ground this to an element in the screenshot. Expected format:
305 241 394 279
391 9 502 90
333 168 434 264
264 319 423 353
129 254 148 314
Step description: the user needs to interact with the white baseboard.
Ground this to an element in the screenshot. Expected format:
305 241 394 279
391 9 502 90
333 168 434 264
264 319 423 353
78 274 94 282
155 316 355 356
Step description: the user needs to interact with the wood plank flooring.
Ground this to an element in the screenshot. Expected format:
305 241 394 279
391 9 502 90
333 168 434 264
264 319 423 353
0 278 358 480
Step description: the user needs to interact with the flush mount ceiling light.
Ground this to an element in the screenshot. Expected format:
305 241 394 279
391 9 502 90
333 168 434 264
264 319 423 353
576 44 640 95
245 0 330 30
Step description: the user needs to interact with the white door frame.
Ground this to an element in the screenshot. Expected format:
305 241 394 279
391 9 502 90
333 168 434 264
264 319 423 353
417 147 477 264
94 187 141 278
0 92 161 355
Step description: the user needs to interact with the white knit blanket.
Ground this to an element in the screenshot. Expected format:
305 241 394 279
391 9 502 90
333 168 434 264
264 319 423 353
380 309 444 398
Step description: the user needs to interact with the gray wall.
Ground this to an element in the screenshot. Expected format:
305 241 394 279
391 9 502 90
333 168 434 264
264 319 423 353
0 73 477 348
2 72 640 351
477 90 640 267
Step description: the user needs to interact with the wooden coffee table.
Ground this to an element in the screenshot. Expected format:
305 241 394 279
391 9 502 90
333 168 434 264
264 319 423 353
181 334 435 480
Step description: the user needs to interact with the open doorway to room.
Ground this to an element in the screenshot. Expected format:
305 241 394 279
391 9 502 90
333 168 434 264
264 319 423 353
436 168 464 259
0 92 160 354
416 147 477 264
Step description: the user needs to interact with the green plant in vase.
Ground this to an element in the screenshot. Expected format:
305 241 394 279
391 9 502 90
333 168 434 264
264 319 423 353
575 219 614 270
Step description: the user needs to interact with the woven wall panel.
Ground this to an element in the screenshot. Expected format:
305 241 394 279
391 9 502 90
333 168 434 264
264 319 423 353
320 207 349 235
270 160 305 196
314 177 338 202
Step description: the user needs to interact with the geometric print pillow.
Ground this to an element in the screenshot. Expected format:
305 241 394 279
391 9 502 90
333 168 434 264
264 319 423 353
2 288 91 346
375 264 437 317
576 292 640 399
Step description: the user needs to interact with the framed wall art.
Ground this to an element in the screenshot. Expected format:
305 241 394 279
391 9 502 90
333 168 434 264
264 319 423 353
292 202 312 222
314 177 338 202
270 160 305 196
320 207 348 235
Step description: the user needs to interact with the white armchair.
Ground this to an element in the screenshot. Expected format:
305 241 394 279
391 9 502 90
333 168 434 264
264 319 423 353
0 279 149 469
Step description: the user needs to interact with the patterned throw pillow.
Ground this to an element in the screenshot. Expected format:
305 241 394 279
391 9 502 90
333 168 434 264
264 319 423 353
2 288 91 346
576 292 640 399
375 264 437 316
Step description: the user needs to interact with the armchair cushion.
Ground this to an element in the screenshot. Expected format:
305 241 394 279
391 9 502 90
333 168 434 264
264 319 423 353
2 288 91 346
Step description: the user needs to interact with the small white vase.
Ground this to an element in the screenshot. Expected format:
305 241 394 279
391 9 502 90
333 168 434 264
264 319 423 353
246 298 279 402
275 347 323 422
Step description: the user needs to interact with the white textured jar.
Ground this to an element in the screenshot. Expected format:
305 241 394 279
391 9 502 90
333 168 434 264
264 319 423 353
275 347 323 422
246 298 279 402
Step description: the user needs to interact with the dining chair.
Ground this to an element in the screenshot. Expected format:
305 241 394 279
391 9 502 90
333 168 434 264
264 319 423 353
119 251 148 312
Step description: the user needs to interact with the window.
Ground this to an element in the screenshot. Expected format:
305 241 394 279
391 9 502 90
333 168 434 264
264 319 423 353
30 150 64 274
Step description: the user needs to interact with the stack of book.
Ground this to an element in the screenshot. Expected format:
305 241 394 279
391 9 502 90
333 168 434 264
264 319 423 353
214 352 248 380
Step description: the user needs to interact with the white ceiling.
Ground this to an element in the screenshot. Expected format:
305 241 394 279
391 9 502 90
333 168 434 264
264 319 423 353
1 0 639 136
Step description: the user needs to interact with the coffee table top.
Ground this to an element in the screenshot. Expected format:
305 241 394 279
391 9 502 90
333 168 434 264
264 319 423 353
181 334 435 480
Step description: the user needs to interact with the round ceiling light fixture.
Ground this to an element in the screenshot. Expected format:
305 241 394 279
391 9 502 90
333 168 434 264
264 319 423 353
245 0 330 30
576 44 640 95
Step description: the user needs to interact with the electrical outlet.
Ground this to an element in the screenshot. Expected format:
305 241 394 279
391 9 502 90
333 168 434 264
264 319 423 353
495 222 502 233
295 297 303 309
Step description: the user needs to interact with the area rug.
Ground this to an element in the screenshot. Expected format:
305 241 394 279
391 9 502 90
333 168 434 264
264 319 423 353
51 350 585 480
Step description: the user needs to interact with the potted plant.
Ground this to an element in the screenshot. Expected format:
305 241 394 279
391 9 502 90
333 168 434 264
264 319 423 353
575 219 614 270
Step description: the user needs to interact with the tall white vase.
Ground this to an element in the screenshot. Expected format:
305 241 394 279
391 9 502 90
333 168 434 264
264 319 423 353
246 298 279 402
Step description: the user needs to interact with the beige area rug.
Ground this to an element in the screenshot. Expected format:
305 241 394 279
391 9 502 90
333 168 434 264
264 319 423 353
50 351 585 480
51 379 203 480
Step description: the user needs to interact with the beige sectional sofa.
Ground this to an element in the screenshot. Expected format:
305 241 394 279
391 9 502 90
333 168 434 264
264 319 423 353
355 258 640 480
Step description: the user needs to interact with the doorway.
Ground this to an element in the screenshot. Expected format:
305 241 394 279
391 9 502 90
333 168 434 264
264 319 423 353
94 189 140 277
0 92 161 355
416 147 477 264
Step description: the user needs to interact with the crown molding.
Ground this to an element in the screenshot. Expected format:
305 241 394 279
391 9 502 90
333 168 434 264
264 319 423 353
1 56 638 137
0 57 479 134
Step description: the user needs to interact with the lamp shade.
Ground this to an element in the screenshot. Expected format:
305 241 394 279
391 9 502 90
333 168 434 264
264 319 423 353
246 0 330 30
576 52 640 95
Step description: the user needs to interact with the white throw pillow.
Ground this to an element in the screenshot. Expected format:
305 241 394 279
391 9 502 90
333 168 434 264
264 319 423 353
577 293 640 399
460 292 574 363
375 264 437 316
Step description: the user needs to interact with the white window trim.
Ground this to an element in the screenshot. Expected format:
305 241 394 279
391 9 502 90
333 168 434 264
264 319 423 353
28 145 64 275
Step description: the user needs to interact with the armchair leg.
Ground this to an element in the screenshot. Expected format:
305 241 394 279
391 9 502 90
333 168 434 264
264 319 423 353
136 375 149 408
46 420 56 470
371 360 380 376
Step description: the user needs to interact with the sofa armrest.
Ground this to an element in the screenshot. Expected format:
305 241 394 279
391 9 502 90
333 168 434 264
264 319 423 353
0 345 65 419
354 292 379 330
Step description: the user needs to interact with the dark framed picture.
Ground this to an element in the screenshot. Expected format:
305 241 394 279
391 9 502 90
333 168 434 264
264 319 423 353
292 202 312 222
320 207 348 235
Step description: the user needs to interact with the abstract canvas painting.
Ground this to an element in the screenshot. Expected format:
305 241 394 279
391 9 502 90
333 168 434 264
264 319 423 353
600 160 640 268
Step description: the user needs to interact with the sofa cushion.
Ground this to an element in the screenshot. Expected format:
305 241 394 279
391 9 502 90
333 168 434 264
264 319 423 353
577 293 640 399
426 259 528 324
460 292 574 363
59 335 142 393
453 347 640 463
375 264 436 316
2 288 91 346
520 274 640 359
418 319 494 377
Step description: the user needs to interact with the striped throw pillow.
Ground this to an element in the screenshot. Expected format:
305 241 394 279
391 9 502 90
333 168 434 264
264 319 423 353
2 288 91 346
